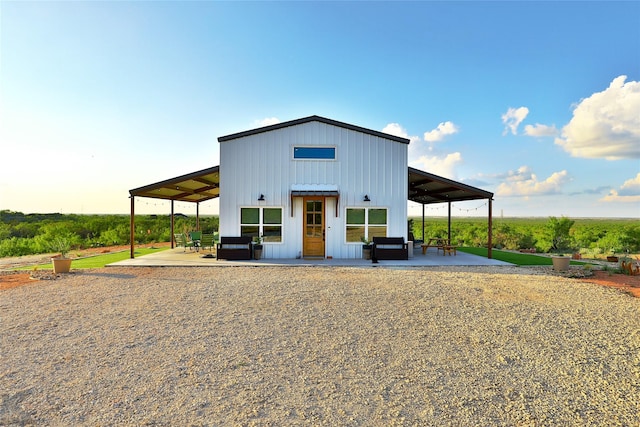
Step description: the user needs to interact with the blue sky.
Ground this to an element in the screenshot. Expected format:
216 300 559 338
1 1 638 218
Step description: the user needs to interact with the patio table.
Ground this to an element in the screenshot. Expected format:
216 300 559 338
421 238 449 255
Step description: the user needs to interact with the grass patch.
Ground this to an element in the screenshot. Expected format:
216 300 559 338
16 247 169 270
458 247 584 266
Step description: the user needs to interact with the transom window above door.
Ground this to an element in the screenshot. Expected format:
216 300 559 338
293 146 336 160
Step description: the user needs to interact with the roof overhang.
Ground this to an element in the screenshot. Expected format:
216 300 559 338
408 167 493 205
290 184 339 197
129 166 220 203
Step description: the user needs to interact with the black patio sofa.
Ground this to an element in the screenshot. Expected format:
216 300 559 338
372 237 409 260
216 236 252 260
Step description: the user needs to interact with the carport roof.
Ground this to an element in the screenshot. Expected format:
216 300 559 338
129 165 492 205
129 166 220 203
408 167 493 204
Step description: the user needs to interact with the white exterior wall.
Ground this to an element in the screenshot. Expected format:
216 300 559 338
219 120 408 258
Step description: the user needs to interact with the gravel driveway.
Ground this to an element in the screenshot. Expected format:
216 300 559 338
1 266 639 426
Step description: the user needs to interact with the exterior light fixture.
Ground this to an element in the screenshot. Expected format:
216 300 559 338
258 194 265 201
363 195 370 202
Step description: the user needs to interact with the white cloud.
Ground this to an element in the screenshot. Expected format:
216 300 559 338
385 121 462 178
496 168 569 197
409 152 463 179
501 107 529 135
524 123 558 137
555 75 640 160
382 123 420 143
503 165 535 182
619 173 640 195
254 117 281 127
423 121 459 142
601 173 640 202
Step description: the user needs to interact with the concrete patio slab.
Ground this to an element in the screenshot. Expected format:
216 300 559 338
108 247 512 268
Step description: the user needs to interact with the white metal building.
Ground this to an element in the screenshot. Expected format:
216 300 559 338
217 115 410 259
128 115 495 259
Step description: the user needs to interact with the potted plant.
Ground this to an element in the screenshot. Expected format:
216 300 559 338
253 235 263 260
551 253 570 271
49 235 73 274
361 237 372 260
606 251 619 263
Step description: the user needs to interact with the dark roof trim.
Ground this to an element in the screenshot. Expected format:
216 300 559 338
291 190 340 197
129 166 220 203
217 115 410 144
130 166 219 196
408 167 494 204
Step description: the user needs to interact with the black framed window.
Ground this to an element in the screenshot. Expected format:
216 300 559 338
293 146 336 159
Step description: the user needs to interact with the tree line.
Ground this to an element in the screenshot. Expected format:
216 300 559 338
1 210 637 258
0 210 218 257
410 216 640 256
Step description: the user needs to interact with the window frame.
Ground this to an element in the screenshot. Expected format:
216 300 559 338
240 206 283 243
345 207 388 243
292 145 337 161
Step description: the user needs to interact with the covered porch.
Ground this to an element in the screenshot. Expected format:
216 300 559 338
128 166 494 259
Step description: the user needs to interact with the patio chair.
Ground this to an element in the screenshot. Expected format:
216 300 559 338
174 233 193 252
189 231 202 252
200 233 215 252
174 233 185 249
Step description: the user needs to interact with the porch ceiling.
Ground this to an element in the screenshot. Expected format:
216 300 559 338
408 167 493 205
129 166 220 203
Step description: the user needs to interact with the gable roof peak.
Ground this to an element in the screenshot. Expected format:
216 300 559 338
218 115 410 144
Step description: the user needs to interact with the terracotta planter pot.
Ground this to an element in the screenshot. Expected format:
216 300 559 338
551 256 570 271
52 257 72 274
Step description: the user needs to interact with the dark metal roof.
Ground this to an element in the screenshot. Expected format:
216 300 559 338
129 166 220 203
291 190 340 197
408 167 493 205
217 115 410 144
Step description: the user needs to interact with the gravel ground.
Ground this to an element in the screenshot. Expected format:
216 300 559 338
1 266 639 426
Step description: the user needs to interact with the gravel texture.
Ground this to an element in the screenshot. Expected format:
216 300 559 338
1 266 639 426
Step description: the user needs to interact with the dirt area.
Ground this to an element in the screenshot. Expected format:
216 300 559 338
0 243 170 291
581 269 640 298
